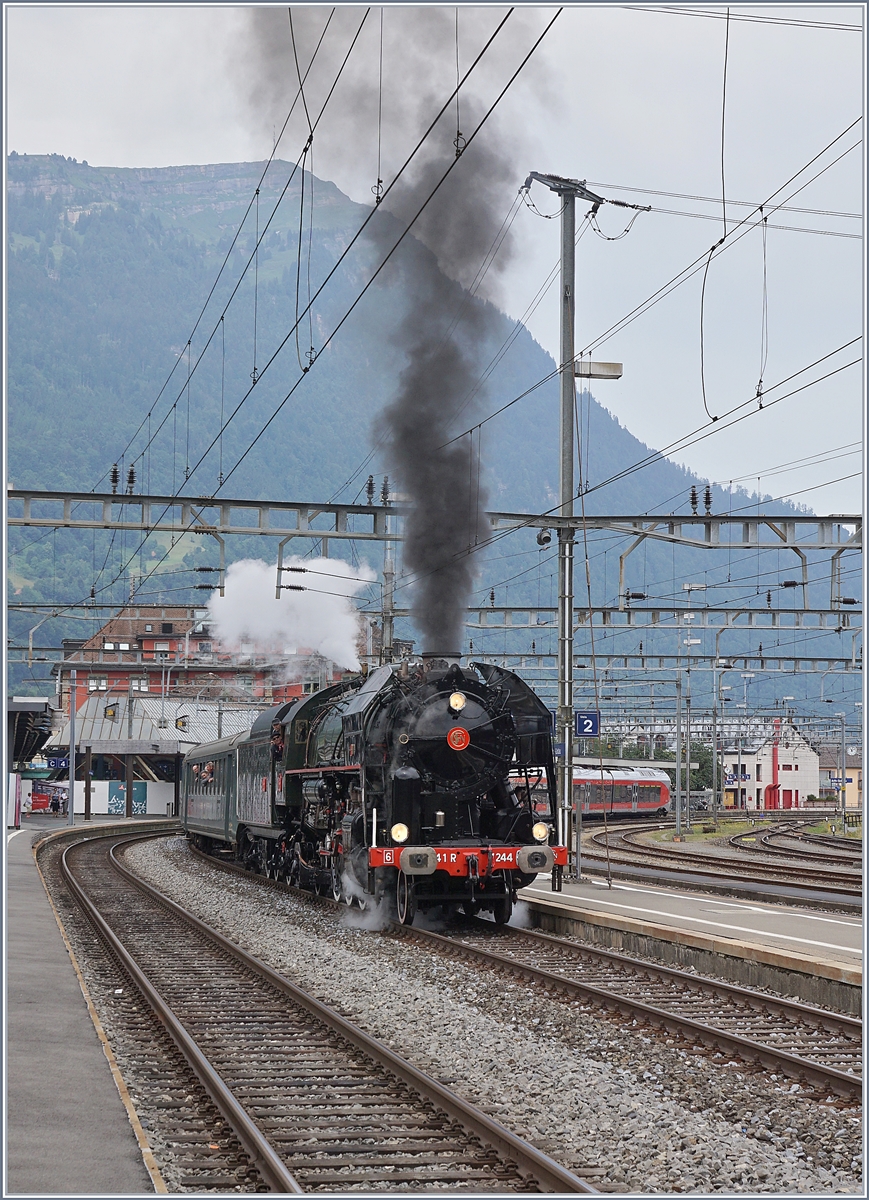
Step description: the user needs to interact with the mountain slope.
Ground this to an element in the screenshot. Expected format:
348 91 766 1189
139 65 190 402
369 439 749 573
7 154 851 706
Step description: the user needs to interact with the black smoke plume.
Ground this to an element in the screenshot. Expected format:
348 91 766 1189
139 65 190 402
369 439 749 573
235 7 548 652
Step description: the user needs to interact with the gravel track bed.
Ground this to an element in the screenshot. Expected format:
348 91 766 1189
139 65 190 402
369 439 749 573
37 836 263 1193
125 836 863 1195
482 906 857 1017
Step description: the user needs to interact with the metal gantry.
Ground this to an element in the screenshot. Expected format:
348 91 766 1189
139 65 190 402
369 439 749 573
8 490 863 687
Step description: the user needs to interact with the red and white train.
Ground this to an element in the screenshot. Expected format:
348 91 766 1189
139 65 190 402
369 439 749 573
524 765 671 819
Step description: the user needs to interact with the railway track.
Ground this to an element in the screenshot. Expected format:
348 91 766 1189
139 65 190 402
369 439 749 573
585 824 862 898
730 824 863 867
61 831 597 1194
386 922 862 1103
182 836 862 1103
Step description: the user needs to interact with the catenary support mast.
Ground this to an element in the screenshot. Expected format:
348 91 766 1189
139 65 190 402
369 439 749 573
523 173 605 859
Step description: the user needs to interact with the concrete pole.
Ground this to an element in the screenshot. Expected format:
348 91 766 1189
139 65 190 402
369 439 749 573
557 191 576 864
125 753 134 819
84 744 92 822
840 713 847 834
737 725 743 811
67 669 77 826
674 674 682 837
685 666 692 831
711 673 718 825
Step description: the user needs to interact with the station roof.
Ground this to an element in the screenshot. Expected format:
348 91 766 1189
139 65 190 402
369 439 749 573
46 695 259 755
7 696 58 768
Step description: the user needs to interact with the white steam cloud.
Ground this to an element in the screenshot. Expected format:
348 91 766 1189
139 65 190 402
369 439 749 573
207 557 376 670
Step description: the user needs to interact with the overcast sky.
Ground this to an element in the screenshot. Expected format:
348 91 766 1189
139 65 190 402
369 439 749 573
5 3 865 514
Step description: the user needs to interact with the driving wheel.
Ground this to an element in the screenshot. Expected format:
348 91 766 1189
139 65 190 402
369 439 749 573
396 871 416 925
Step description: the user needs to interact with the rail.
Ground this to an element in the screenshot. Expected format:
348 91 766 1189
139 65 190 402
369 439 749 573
61 830 597 1194
184 837 861 1101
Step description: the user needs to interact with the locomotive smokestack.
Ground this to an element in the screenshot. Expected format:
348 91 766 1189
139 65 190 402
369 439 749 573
420 651 462 673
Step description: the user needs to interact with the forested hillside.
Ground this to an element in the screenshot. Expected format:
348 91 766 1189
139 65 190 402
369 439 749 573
8 154 841 700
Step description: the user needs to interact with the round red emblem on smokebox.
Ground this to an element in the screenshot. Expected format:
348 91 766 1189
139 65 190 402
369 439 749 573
446 727 471 751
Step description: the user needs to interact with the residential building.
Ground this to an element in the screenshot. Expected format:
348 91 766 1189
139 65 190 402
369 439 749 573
817 748 863 810
52 605 349 715
720 720 820 810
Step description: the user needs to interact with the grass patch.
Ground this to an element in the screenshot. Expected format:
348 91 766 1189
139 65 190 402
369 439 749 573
646 819 765 844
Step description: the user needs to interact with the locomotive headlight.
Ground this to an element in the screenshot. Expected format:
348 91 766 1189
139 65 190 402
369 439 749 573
532 822 549 843
391 822 409 844
448 691 467 712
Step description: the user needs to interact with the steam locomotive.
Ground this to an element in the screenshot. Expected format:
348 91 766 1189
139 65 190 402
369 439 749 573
181 655 567 924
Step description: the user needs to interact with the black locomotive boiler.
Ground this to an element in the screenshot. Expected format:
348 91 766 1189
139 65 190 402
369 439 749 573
182 655 567 924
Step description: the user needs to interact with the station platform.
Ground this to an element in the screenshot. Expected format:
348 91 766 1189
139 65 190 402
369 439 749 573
5 817 163 1194
519 873 863 1015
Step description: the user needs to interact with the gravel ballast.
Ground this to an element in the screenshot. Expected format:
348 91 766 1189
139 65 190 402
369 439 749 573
124 836 862 1195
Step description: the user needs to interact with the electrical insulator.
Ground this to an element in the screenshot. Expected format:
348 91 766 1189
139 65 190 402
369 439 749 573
89 585 96 599
110 464 119 494
690 486 698 515
489 589 495 607
366 475 375 505
704 485 712 514
766 591 772 608
531 640 536 654
126 465 136 494
381 476 390 506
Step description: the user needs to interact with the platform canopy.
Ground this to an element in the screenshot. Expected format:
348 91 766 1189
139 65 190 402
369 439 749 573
7 697 57 770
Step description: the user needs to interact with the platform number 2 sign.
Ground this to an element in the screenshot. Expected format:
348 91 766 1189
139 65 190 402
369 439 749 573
574 712 600 738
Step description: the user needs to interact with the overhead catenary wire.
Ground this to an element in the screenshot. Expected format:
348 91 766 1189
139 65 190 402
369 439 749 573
584 345 862 498
94 6 338 490
622 6 863 33
644 205 859 238
585 180 860 221
579 123 861 357
715 442 862 487
433 125 861 462
68 7 553 610
129 6 519 504
211 9 562 494
639 440 863 518
40 21 854 628
116 8 372 489
383 345 862 607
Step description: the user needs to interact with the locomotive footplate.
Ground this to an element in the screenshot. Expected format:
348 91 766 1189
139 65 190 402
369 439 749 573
369 844 567 876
